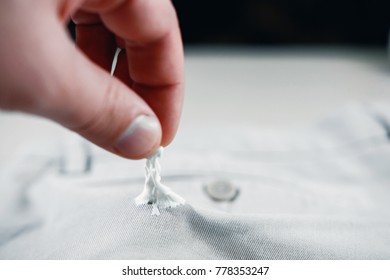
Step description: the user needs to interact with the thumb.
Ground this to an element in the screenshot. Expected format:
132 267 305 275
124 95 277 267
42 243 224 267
34 19 162 159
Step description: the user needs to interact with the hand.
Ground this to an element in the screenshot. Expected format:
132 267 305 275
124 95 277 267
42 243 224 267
0 0 184 159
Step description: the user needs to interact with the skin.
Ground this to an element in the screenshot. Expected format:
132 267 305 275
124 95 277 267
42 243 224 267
0 0 184 159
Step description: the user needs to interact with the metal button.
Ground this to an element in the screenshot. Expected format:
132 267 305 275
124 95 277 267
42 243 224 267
204 180 239 202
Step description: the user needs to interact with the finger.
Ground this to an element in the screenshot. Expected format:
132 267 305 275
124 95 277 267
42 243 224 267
29 15 162 159
72 11 133 91
72 11 116 72
113 47 134 86
81 0 185 146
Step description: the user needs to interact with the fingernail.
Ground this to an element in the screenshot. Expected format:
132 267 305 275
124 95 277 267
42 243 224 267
114 115 161 159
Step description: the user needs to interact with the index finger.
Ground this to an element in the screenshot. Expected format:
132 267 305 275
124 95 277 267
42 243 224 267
80 0 184 146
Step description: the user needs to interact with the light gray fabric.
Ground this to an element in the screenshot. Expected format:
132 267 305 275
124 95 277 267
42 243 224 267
1 103 390 259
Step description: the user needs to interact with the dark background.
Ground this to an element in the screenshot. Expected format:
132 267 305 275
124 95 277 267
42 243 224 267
69 0 390 46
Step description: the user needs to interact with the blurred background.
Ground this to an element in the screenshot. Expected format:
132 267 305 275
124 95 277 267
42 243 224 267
173 0 390 46
69 0 390 46
63 0 390 130
2 0 390 164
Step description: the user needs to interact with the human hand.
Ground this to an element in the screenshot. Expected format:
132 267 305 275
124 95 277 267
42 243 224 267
0 0 184 159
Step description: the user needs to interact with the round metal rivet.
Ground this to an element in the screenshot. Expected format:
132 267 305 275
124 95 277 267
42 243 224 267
204 180 239 202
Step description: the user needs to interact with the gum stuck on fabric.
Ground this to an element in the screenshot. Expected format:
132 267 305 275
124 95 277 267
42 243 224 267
135 147 185 215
